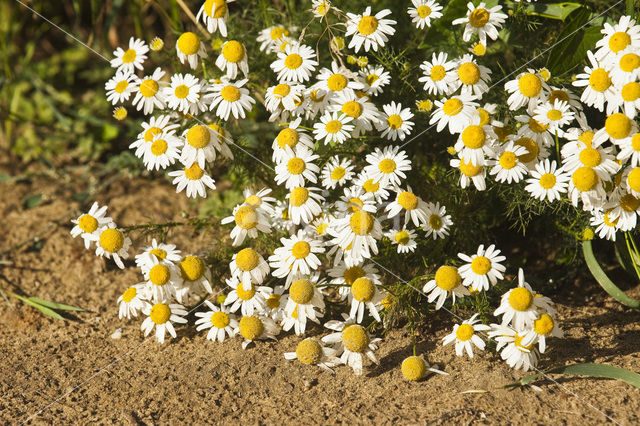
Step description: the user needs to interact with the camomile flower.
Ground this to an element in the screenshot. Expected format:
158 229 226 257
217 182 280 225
302 87 331 119
224 276 272 316
442 314 490 358
494 269 552 330
489 142 530 184
524 160 570 202
401 355 448 381
284 338 339 374
418 52 458 96
143 257 183 303
131 68 166 115
178 255 214 302
614 80 640 118
329 90 381 137
164 73 207 115
520 313 563 354
488 324 539 371
322 317 381 375
347 276 385 323
353 172 391 203
318 156 354 191
452 2 507 45
313 111 354 145
236 315 280 349
282 277 325 335
309 213 334 239
376 101 414 141
567 166 607 210
271 43 318 83
176 32 207 69
508 134 550 168
110 37 148 74
358 65 391 96
423 201 453 239
547 85 583 113
70 202 113 249
623 165 640 197
275 146 320 189
572 51 619 114
386 227 417 254
607 191 640 231
457 244 506 291
287 186 324 225
423 265 469 310
610 48 640 86
453 54 492 97
264 83 305 119
207 78 255 120
595 15 640 62
454 116 498 166
229 247 270 291
331 210 382 261
272 200 296 234
117 283 147 319
408 0 443 29
105 71 136 105
130 115 179 158
594 112 637 146
214 40 249 79
134 238 181 273
142 132 181 171
242 187 277 215
450 157 486 190
533 99 575 135
315 61 363 98
385 186 428 227
196 0 234 37
195 301 238 343
91 224 131 269
590 209 619 241
257 25 292 53
515 113 555 148
180 125 217 169
562 138 620 180
328 262 381 298
364 145 412 188
221 202 271 246
430 94 479 134
269 230 325 278
504 70 549 111
345 6 396 53
168 161 216 198
141 302 187 344
310 0 332 18
264 286 287 322
112 107 127 120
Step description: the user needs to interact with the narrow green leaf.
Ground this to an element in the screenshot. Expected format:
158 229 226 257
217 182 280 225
507 363 640 389
614 238 636 277
582 240 640 309
22 193 43 209
12 294 65 320
28 297 84 312
522 2 583 21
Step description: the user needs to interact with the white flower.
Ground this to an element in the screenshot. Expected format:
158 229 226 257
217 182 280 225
236 315 280 349
176 32 207 69
353 171 391 203
141 302 188 344
314 61 363 99
196 0 234 37
130 115 178 158
453 54 492 97
347 276 385 323
489 142 529 184
168 161 216 199
457 244 506 291
572 51 619 114
595 15 640 63
345 7 396 53
591 209 619 241
224 276 272 316
264 82 305 115
489 324 539 371
322 318 381 375
313 111 354 145
363 145 412 187
423 265 469 310
180 125 216 169
257 25 291 53
229 248 270 291
143 257 183 303
454 116 497 166
274 146 320 189
271 43 318 83
532 99 575 134
452 2 507 45
284 337 339 374
386 228 418 254
358 65 391 96
520 313 563 354
310 0 332 18
330 210 382 261
430 94 479 134
385 186 428 227
504 69 549 111
408 0 443 29
164 73 207 115
376 101 414 141
221 202 272 246
215 40 249 79
131 68 166 115
110 37 148 74
178 255 214 303
329 90 381 137
419 52 458 96
287 186 324 225
610 48 640 86
450 157 486 191
134 238 181 273
142 132 181 171
70 202 113 249
269 230 325 279
524 160 570 202
91 224 131 269
282 277 325 335
442 314 489 358
105 70 136 105
423 201 453 239
494 269 554 330
242 187 277 215
117 283 147 319
321 156 355 189
207 78 255 120
195 301 238 343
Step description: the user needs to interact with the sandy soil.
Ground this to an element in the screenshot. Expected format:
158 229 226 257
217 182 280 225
2 163 640 425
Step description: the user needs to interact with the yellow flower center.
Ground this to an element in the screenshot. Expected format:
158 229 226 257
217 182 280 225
149 248 166 260
387 114 403 129
435 265 461 291
222 40 244 62
620 53 640 72
290 279 314 304
210 311 230 328
605 113 632 139
99 228 124 253
344 266 365 285
397 191 418 210
357 16 378 35
572 167 598 192
174 84 190 99
539 173 556 189
284 53 303 69
471 256 491 275
234 205 258 230
177 32 200 55
144 126 162 143
633 133 640 151
363 179 380 193
468 8 490 27
456 324 474 341
296 339 323 365
290 187 309 206
266 294 281 309
402 356 427 381
628 168 640 192
273 83 291 98
589 68 611 92
270 26 289 40
514 333 534 351
395 230 410 245
286 157 306 175
430 65 446 81
331 166 346 180
291 241 311 259
459 159 482 177
579 148 601 167
122 287 137 303
379 158 396 173
461 125 485 149
546 109 562 121
620 194 640 212
186 125 211 149
310 89 325 102
235 248 259 271
122 48 137 63
429 214 443 229
347 197 364 213
184 163 205 180
220 85 241 102
508 287 533 311
180 255 205 281
239 316 263 340
366 74 379 85
518 73 542 97
149 264 171 286
78 214 98 233
514 137 539 163
548 89 569 104
236 283 256 300
443 98 463 116
417 5 432 18
609 31 631 52
350 210 374 235
316 223 328 235
533 313 554 335
473 43 487 56
150 303 171 324
499 151 517 170
342 324 369 352
115 80 128 93
204 0 227 18
458 62 480 85
342 101 363 119
325 119 343 134
603 210 619 227
244 195 261 207
139 79 159 98
150 139 168 156
622 81 640 102
276 128 299 148
327 74 348 92
351 277 376 302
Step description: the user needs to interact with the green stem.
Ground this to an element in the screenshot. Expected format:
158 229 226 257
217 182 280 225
410 321 416 356
555 131 561 164
624 233 640 282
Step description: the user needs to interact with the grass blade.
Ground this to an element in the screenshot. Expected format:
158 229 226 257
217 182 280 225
28 297 84 311
507 363 640 389
582 240 640 309
11 294 65 320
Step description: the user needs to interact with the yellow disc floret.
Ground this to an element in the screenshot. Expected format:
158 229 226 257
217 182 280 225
210 311 230 328
350 210 374 235
455 323 474 341
588 68 611 92
289 279 315 304
236 283 256 300
461 125 486 149
277 128 299 149
572 167 598 192
443 98 463 116
533 313 555 336
222 40 244 62
235 248 259 271
180 256 205 281
239 316 263 341
327 74 348 92
149 264 171 286
99 228 124 253
351 277 375 302
397 191 418 210
469 8 490 28
291 241 311 259
518 73 542 97
508 287 533 311
435 265 461 291
458 62 481 85
471 256 491 275
379 158 396 174
187 125 211 149
357 16 378 35
342 324 369 352
296 338 323 365
139 79 159 98
220 85 241 102
234 205 258 230
605 113 632 139
539 173 556 189
122 287 137 303
177 32 200 55
78 214 98 233
150 303 171 324
290 187 309 206
401 356 427 381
